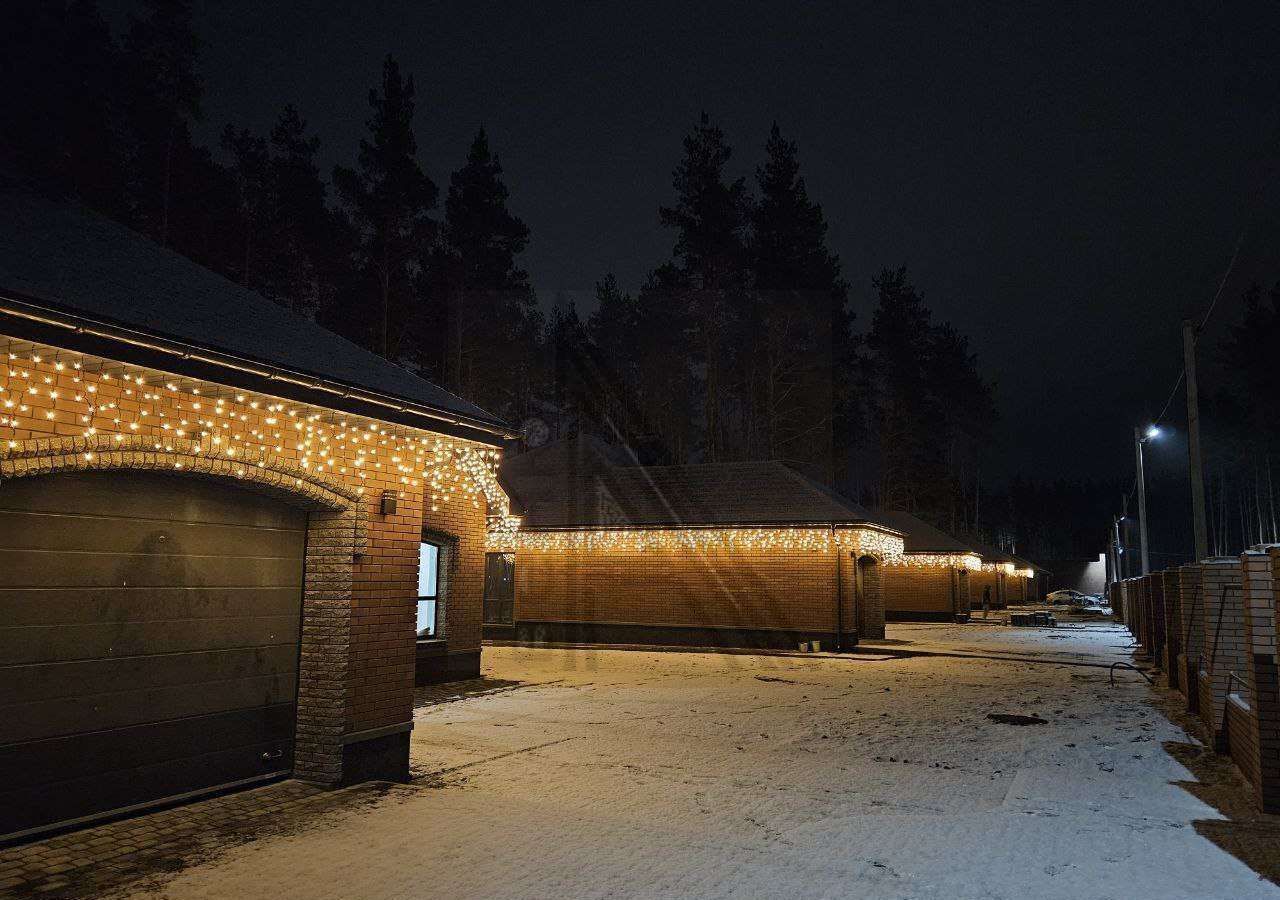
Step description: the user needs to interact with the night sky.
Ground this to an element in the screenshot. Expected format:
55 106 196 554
103 1 1280 496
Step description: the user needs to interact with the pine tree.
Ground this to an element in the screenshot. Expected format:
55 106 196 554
121 0 203 247
2 1 126 210
331 55 437 357
750 123 851 479
656 112 753 462
266 105 338 316
221 124 269 288
425 128 539 418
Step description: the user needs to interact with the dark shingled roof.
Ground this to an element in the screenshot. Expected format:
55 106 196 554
966 540 1019 565
0 185 505 433
872 510 981 556
509 460 889 529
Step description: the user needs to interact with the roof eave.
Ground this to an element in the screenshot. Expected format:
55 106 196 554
0 293 515 446
518 520 904 533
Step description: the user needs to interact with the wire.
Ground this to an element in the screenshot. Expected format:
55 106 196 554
1198 227 1248 334
1120 227 1248 512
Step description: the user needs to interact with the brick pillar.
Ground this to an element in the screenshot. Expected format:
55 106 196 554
1236 550 1280 811
1150 573 1167 668
1198 557 1247 750
1162 569 1182 689
1179 563 1203 712
859 558 885 639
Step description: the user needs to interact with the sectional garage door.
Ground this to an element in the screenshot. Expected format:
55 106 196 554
0 471 306 839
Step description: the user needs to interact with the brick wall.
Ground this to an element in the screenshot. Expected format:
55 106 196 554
511 541 888 646
1161 569 1182 689
883 565 961 619
1179 563 1203 711
1227 695 1259 791
0 339 499 780
1234 549 1280 812
1149 573 1167 668
1198 557 1247 748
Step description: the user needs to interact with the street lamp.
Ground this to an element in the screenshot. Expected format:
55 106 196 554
1134 425 1161 575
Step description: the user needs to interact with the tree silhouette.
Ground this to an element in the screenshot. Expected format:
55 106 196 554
331 55 437 358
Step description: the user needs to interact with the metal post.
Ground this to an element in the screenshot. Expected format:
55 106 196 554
1135 426 1151 575
1183 319 1209 561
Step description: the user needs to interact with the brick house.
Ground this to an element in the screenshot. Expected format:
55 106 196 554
491 456 905 650
962 542 1034 611
0 184 512 840
873 510 982 622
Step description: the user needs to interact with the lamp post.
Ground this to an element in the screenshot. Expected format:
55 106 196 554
1134 424 1160 575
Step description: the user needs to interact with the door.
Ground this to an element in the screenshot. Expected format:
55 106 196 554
0 471 306 839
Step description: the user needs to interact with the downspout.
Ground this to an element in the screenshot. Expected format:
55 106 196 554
833 525 843 652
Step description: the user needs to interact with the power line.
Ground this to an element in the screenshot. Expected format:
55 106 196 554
1120 226 1248 512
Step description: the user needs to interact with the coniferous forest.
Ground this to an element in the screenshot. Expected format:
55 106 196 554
4 0 1144 560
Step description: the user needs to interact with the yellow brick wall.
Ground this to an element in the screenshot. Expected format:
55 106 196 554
883 566 958 615
515 542 869 635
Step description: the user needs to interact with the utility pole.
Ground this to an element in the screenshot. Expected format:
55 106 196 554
1107 518 1119 585
1135 426 1151 575
1183 319 1209 561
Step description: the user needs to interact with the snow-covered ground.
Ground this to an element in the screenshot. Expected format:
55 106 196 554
128 622 1277 899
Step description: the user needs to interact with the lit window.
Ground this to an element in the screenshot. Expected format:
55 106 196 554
417 541 440 638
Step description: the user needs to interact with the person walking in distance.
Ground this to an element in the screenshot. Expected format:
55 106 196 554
982 584 992 618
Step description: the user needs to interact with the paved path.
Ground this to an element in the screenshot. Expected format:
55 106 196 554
5 622 1275 899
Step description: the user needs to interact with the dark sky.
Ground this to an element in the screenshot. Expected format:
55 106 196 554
105 1 1280 490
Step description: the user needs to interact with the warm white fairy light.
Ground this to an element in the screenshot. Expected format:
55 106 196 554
886 552 983 571
513 524 904 556
0 336 510 520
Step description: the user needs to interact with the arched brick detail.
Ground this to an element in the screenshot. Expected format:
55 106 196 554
0 435 366 784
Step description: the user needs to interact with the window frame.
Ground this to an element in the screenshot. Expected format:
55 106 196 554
416 539 442 639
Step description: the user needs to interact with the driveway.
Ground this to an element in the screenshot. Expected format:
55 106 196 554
11 622 1278 899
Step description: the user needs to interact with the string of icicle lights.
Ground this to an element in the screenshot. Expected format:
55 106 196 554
981 561 1022 576
513 526 905 557
885 553 984 571
0 339 509 515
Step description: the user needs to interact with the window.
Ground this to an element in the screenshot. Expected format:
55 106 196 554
417 541 440 638
483 552 515 625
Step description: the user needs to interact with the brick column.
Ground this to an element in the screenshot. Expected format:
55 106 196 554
1179 563 1203 711
1233 549 1280 812
1198 557 1247 750
859 557 885 640
294 507 361 784
1162 569 1182 689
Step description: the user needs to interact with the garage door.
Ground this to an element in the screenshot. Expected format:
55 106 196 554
0 471 306 839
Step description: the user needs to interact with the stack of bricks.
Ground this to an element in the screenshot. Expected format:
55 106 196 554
1228 549 1280 812
1198 557 1247 750
1179 563 1203 711
1162 568 1183 689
